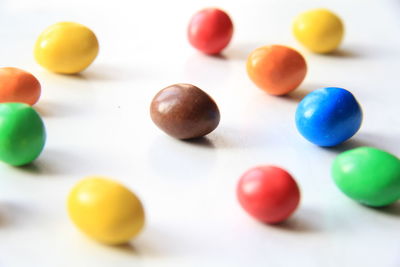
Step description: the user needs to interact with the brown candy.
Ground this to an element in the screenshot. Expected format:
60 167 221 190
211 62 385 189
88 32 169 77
150 83 220 139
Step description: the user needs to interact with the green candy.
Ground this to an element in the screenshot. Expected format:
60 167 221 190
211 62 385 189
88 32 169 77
332 147 400 207
0 103 46 166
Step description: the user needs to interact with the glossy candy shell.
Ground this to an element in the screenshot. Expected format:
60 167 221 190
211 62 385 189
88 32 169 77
237 166 300 224
34 22 99 74
150 83 220 139
0 67 41 105
293 8 344 53
246 45 307 95
295 87 362 147
188 8 233 54
67 177 145 245
0 103 46 166
332 147 400 207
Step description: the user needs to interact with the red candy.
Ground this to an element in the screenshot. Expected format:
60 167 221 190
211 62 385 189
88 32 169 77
188 8 233 55
237 166 300 224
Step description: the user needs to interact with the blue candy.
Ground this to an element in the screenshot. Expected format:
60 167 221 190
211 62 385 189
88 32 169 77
295 87 362 147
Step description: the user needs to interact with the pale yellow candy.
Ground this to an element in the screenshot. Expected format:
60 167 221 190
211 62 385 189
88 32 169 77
34 22 99 74
67 177 145 245
293 9 344 53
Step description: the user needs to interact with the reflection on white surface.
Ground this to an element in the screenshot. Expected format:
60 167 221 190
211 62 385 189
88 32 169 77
0 0 399 266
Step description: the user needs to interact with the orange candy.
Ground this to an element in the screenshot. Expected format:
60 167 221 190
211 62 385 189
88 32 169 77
0 67 41 105
246 45 307 95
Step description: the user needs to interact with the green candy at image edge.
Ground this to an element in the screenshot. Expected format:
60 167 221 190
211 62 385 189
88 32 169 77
0 103 46 166
332 147 400 207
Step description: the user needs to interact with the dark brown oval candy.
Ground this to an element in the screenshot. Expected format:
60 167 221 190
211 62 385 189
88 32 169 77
150 83 220 139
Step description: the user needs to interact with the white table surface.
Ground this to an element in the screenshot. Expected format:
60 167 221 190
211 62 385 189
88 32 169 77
0 0 399 266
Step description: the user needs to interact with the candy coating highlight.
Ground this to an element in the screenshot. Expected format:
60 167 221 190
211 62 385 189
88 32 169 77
0 67 41 105
332 147 400 207
295 87 362 147
293 8 344 53
34 22 99 74
0 103 46 166
247 45 307 95
150 83 220 139
237 166 300 224
188 8 233 54
67 177 145 245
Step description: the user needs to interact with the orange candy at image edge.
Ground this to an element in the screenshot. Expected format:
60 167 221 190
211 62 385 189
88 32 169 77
246 45 307 96
0 67 41 105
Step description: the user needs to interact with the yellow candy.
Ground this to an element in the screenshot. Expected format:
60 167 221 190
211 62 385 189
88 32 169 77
293 9 344 53
34 22 99 74
67 177 145 245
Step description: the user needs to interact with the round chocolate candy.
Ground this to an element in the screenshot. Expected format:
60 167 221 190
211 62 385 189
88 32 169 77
150 83 220 139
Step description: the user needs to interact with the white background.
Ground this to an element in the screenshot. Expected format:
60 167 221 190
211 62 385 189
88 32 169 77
0 0 399 266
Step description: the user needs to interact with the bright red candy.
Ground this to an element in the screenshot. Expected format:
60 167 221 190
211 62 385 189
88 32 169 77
188 8 233 55
237 166 300 224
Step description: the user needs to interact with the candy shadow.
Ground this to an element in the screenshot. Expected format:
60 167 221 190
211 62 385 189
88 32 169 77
16 162 42 174
38 63 139 82
182 132 243 149
182 136 215 148
176 129 241 150
365 202 400 217
272 218 313 232
14 149 99 176
282 83 328 102
48 64 137 81
60 73 87 80
282 87 312 102
206 131 239 149
322 132 400 155
269 207 321 233
321 48 362 58
0 204 9 227
206 53 228 60
0 202 31 227
109 243 140 255
322 138 371 154
131 227 180 258
37 70 88 82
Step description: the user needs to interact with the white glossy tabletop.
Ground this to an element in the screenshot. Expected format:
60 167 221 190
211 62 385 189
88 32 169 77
0 0 399 266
